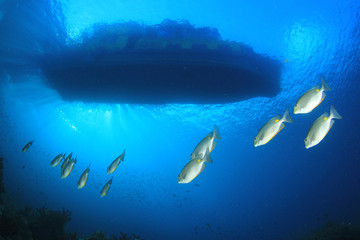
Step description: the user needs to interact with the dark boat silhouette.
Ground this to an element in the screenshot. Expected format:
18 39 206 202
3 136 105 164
39 20 282 104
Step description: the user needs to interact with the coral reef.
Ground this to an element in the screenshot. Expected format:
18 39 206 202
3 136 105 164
82 231 143 240
85 231 110 240
0 205 73 240
0 206 33 239
0 156 144 239
29 207 72 240
297 222 360 240
116 232 143 240
0 157 4 204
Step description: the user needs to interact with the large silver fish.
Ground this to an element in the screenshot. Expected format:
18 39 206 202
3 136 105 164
100 178 113 197
61 152 72 171
106 150 125 174
191 125 221 161
178 149 212 184
305 105 342 149
61 157 77 179
50 153 65 167
294 76 331 114
254 108 293 147
22 140 34 152
77 164 90 189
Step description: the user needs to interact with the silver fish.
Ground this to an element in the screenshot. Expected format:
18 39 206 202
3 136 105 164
178 149 212 184
106 150 125 174
61 152 72 171
50 153 65 167
294 76 331 114
100 178 113 197
191 125 221 161
305 105 342 149
254 108 293 147
77 164 90 189
22 140 34 152
61 157 77 179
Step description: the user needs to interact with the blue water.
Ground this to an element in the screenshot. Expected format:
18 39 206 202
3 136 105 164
0 0 360 239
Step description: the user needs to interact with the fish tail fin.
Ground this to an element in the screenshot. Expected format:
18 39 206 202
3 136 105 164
330 105 342 119
282 108 294 123
321 76 331 91
203 149 213 163
121 149 126 161
213 125 221 140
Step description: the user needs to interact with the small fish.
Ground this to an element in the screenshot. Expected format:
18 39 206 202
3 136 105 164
178 148 212 184
61 157 77 179
305 105 342 149
100 178 113 197
61 152 72 171
77 164 90 189
50 153 65 167
294 76 331 114
191 125 221 161
22 140 34 152
254 108 293 147
106 149 125 174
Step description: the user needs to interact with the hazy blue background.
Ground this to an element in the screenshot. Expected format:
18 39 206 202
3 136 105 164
0 0 359 239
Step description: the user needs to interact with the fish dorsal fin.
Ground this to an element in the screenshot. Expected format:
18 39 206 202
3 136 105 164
312 83 321 91
270 115 281 122
320 113 329 121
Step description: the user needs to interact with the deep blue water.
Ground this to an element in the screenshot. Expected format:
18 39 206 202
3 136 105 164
0 0 360 239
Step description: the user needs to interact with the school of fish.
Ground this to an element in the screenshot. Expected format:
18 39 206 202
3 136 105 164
20 143 126 197
21 75 342 187
254 75 342 149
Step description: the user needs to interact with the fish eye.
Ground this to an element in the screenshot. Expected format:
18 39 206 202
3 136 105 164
305 138 307 142
295 104 297 108
254 137 257 140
